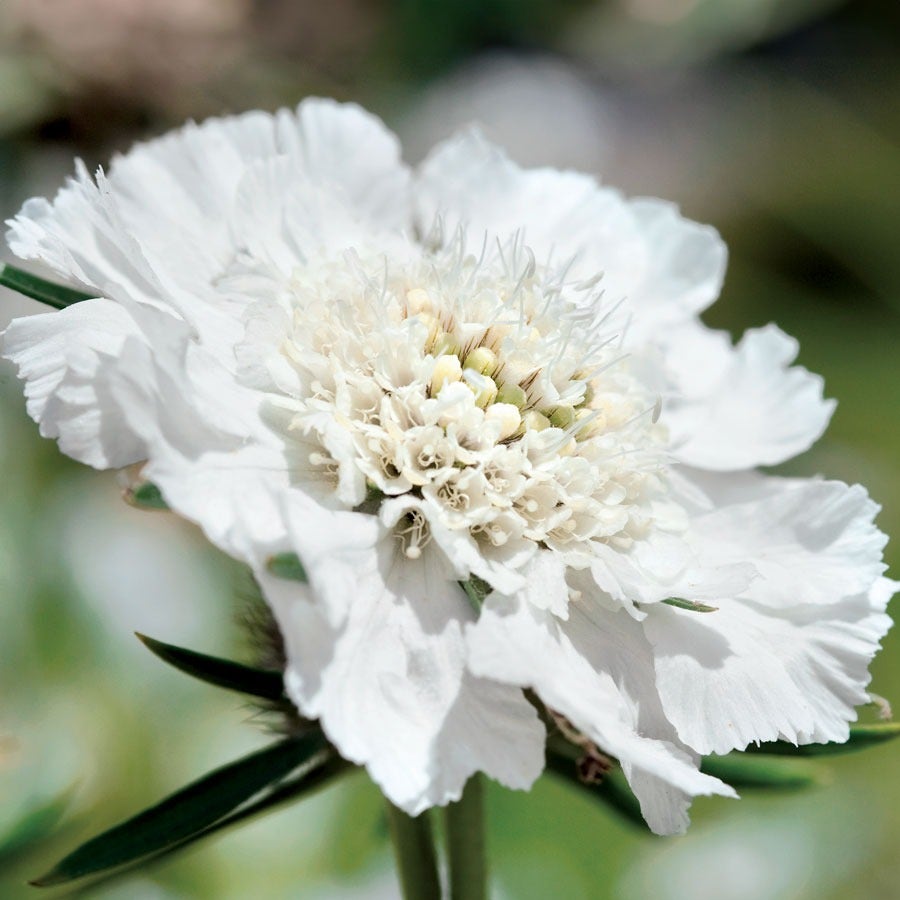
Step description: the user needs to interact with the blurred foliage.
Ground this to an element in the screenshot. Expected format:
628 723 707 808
1 0 899 898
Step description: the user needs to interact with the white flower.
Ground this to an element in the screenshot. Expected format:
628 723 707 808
3 99 895 834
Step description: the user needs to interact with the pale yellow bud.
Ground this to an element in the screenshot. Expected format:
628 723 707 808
463 346 497 375
431 354 462 396
463 370 498 408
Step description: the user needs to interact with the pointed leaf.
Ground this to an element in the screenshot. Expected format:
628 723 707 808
124 482 169 511
744 722 900 757
136 633 284 701
265 552 307 582
31 735 331 887
0 263 93 309
38 758 354 897
662 598 718 613
701 753 827 790
545 749 649 831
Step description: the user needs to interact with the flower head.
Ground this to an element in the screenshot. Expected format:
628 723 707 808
3 99 895 833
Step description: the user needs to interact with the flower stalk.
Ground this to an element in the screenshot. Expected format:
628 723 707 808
385 802 441 900
444 775 487 900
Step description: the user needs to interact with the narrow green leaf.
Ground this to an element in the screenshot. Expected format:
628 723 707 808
0 263 93 309
545 749 649 831
662 598 719 613
124 482 169 511
136 633 284 701
701 753 827 789
744 722 900 757
167 754 351 849
39 758 354 896
265 552 307 582
31 735 331 887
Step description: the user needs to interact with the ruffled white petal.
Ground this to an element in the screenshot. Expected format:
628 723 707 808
588 525 757 612
2 299 149 468
226 156 415 282
7 100 412 354
264 508 544 813
685 473 888 608
627 198 727 324
639 472 895 755
467 591 735 834
416 133 727 333
644 576 895 755
415 130 645 298
665 324 835 470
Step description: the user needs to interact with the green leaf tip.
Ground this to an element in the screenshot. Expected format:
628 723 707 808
124 481 169 510
30 735 335 887
135 633 284 701
265 552 307 582
663 597 719 613
0 263 94 310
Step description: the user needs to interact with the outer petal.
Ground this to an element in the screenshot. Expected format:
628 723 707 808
588 525 757 612
226 155 415 281
6 99 412 350
264 507 544 813
108 98 412 285
665 323 835 470
2 299 157 468
685 473 888 608
415 133 726 331
627 198 727 323
467 591 735 834
644 577 896 755
415 130 645 299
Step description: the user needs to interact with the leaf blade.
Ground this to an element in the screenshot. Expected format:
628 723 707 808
0 263 94 309
31 735 331 887
135 633 284 701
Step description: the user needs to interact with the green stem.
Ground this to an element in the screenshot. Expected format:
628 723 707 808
385 802 442 900
444 775 486 900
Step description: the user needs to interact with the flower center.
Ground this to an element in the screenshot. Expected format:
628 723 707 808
245 238 669 559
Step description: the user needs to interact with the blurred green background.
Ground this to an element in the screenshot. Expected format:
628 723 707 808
1 0 899 897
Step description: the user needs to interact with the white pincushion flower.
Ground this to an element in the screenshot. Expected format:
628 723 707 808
3 99 895 834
